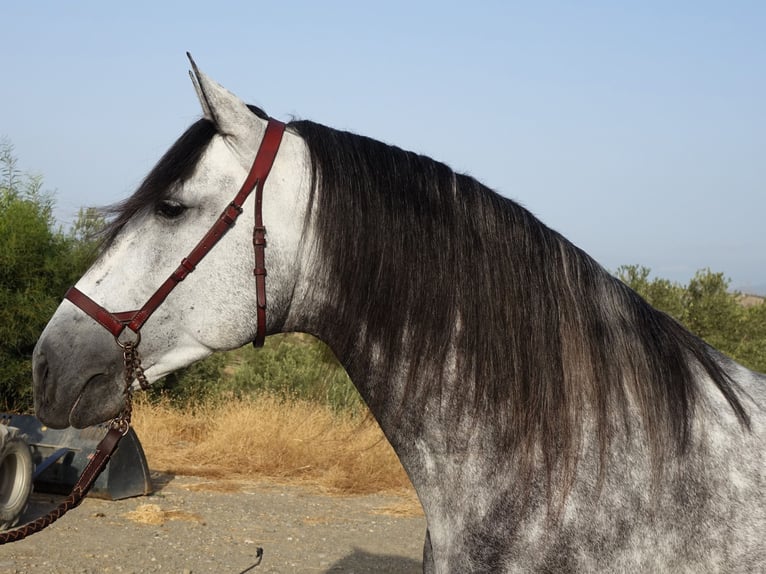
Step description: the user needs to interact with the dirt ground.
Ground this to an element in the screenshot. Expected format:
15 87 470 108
0 473 426 574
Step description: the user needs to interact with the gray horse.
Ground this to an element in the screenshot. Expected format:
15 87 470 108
33 58 764 572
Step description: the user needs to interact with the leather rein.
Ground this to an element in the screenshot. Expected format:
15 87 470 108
0 118 285 544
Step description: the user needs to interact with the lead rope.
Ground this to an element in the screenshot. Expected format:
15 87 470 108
0 341 141 544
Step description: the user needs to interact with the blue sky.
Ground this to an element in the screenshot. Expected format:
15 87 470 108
2 1 764 291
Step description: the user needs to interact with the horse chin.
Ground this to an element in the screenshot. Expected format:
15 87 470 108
67 373 126 429
34 371 125 430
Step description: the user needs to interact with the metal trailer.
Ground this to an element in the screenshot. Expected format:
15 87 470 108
0 414 152 530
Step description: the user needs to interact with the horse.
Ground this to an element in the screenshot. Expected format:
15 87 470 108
32 57 764 573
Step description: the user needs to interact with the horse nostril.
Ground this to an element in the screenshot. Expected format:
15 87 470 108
33 348 49 385
32 344 55 409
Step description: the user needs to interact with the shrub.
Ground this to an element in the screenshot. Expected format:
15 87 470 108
0 141 99 411
616 265 764 372
151 333 362 412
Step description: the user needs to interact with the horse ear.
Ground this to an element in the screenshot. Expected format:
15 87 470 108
186 53 265 153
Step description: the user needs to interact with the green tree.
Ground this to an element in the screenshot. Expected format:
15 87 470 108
732 300 766 373
683 269 743 352
616 265 685 319
67 206 106 272
0 140 101 411
617 264 764 373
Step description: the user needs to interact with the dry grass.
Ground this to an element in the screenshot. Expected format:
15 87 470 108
123 503 205 526
131 394 416 496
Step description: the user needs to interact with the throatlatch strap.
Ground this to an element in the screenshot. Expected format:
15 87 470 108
251 120 285 346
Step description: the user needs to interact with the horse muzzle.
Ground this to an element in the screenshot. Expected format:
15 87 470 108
32 318 126 429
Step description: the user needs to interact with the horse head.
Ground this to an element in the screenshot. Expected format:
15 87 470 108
33 58 310 428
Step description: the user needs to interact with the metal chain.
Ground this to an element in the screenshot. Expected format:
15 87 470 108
110 340 150 433
123 340 151 391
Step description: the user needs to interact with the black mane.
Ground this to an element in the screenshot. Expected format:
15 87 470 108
288 118 749 483
104 106 749 488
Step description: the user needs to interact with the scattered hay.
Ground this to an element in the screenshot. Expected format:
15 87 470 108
123 503 205 526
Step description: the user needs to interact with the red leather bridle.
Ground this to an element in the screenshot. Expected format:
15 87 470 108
65 118 286 350
0 119 286 547
0 120 285 548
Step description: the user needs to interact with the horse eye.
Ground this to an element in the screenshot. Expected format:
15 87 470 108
155 200 187 219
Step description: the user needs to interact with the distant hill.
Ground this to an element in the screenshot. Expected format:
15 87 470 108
737 293 765 308
736 284 766 298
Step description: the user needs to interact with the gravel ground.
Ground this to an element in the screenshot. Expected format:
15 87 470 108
0 474 426 574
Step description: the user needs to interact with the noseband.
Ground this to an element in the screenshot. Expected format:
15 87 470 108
65 118 286 351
